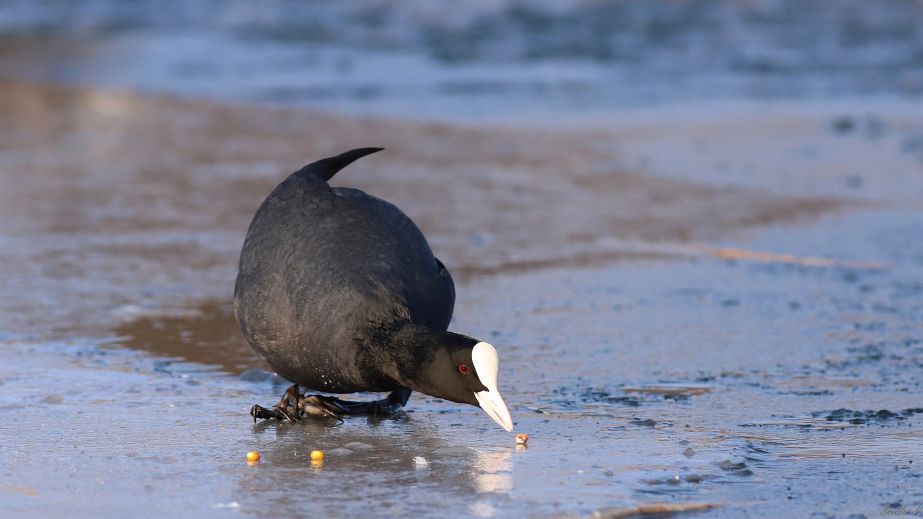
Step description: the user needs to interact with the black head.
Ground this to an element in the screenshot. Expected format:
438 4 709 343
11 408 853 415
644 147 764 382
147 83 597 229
424 335 488 405
389 328 513 431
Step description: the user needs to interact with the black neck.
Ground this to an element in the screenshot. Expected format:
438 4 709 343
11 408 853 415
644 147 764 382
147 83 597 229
365 320 475 395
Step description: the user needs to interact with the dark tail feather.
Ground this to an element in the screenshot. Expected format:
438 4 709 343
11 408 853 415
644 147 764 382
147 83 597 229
294 147 384 182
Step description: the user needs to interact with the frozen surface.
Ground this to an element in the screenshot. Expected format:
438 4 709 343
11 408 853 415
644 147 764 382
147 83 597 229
1 5 923 514
3 208 923 518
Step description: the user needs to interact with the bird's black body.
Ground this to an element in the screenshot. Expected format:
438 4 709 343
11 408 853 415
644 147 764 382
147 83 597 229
234 148 457 395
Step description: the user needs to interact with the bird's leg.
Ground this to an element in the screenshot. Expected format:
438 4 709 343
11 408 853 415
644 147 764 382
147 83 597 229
309 388 412 416
250 386 412 423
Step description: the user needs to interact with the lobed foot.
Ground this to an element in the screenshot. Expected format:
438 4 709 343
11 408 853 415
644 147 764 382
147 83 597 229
250 385 411 424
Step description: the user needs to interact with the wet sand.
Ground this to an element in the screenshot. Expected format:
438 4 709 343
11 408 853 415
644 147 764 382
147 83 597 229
2 80 923 517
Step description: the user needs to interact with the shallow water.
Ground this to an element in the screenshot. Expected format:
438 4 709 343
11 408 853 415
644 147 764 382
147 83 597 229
1 0 922 120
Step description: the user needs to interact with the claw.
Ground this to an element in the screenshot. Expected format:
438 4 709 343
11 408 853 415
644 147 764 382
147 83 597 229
250 404 276 422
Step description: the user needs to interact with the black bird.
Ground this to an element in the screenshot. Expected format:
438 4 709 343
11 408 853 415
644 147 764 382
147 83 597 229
234 148 513 431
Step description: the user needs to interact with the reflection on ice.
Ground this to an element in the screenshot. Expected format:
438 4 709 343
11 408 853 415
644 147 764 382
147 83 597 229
471 447 512 494
469 500 496 518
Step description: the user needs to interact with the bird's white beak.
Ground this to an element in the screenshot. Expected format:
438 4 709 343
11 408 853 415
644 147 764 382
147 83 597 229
474 388 513 432
472 342 513 432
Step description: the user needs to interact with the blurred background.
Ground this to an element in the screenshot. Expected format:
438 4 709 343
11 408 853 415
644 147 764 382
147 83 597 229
1 0 922 117
2 2 923 518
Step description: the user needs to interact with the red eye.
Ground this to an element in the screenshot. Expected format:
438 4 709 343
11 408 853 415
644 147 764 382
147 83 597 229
457 364 470 375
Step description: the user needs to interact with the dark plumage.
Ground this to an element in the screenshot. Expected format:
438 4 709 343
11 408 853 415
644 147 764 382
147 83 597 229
234 148 513 430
